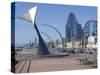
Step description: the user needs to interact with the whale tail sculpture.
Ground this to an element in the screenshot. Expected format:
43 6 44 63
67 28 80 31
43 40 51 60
34 22 50 55
17 6 50 55
17 6 69 56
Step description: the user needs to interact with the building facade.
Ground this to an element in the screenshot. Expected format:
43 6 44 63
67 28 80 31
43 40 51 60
65 12 83 42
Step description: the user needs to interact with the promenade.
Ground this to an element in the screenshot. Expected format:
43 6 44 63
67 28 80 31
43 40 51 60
15 53 96 73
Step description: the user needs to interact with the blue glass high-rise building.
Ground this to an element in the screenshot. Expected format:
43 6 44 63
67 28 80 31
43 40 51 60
65 12 83 42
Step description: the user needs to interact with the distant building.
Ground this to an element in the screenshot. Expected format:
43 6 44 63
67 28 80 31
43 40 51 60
87 36 97 48
65 12 83 42
24 39 38 48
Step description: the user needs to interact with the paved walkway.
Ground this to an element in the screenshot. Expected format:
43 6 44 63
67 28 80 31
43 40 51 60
15 55 95 73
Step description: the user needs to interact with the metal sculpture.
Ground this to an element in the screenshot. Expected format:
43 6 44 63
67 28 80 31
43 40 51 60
34 22 50 55
84 20 97 37
40 32 52 46
83 20 97 48
42 24 64 48
17 6 50 55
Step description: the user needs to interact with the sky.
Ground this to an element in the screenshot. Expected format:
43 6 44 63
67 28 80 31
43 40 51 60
14 2 97 45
